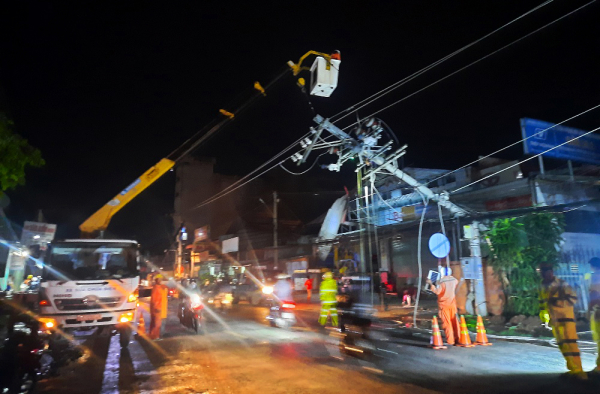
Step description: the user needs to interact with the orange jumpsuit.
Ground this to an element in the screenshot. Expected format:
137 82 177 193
149 284 168 340
430 276 459 345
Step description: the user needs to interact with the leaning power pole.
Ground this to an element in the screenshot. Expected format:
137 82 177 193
288 114 488 320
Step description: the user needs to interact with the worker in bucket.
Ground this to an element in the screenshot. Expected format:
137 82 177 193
588 257 600 377
538 262 587 380
319 271 338 327
426 266 459 345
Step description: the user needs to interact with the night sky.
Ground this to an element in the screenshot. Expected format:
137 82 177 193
1 1 599 253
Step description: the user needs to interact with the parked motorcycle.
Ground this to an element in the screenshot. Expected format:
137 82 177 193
179 293 205 334
266 300 297 329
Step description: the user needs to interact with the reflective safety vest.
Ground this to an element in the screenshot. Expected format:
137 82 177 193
320 278 338 303
539 277 577 327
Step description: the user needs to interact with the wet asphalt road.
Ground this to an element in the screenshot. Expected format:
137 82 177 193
35 299 598 394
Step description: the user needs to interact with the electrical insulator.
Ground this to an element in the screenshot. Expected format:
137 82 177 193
294 152 303 162
304 137 312 146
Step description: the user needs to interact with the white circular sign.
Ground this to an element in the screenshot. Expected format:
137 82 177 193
429 233 450 258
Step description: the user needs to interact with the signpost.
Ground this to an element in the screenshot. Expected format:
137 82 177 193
222 237 239 254
520 118 600 165
21 221 56 248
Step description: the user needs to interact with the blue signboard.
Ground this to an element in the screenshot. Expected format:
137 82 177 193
520 118 600 165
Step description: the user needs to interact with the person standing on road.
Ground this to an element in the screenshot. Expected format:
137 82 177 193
319 272 338 327
150 274 168 340
538 262 587 380
588 257 600 376
426 269 459 345
379 280 389 311
304 276 313 301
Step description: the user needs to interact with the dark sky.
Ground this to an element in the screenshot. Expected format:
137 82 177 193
1 1 599 252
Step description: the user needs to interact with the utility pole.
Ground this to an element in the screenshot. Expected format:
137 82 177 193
176 236 182 278
273 191 278 270
356 170 367 273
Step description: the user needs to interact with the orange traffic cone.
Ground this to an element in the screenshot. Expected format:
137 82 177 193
430 316 447 350
456 315 474 347
475 315 492 346
137 311 146 335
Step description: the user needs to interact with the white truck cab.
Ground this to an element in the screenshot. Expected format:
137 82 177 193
39 239 140 347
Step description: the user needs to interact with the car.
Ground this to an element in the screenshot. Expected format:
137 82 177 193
232 280 272 306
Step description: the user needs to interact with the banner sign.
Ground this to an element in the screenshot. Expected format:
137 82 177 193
194 226 209 242
520 118 600 165
21 221 56 246
222 237 239 254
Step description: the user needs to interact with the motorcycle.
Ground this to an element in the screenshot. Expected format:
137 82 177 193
0 313 54 393
179 293 205 335
204 290 233 314
266 300 297 329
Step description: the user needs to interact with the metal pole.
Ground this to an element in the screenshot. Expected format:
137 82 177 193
538 156 545 176
177 235 182 278
3 249 13 291
371 177 382 308
364 184 373 306
273 191 278 270
357 170 366 273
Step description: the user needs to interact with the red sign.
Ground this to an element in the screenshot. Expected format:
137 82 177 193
485 195 532 211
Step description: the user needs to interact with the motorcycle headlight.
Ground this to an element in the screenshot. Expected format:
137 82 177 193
190 294 201 304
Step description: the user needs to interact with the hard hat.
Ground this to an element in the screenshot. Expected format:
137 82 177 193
323 272 333 280
154 274 164 279
27 275 33 279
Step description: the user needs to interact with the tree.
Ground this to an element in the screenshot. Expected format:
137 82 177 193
0 113 44 191
486 212 564 316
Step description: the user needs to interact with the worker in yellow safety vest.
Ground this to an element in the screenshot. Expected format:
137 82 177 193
319 272 338 327
538 262 587 380
588 257 600 376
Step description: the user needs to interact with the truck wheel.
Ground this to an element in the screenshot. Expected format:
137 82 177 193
119 325 132 348
232 296 240 304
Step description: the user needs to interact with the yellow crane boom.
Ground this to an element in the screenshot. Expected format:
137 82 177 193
79 50 339 237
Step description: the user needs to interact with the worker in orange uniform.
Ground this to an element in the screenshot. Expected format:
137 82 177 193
588 257 600 376
426 268 459 345
538 262 587 380
149 274 168 340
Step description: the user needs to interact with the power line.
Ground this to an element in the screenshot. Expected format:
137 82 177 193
279 152 327 175
330 0 555 124
340 0 596 131
188 1 596 212
426 102 600 186
451 125 600 194
190 130 312 209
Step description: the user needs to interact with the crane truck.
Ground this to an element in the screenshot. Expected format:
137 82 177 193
36 51 341 347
